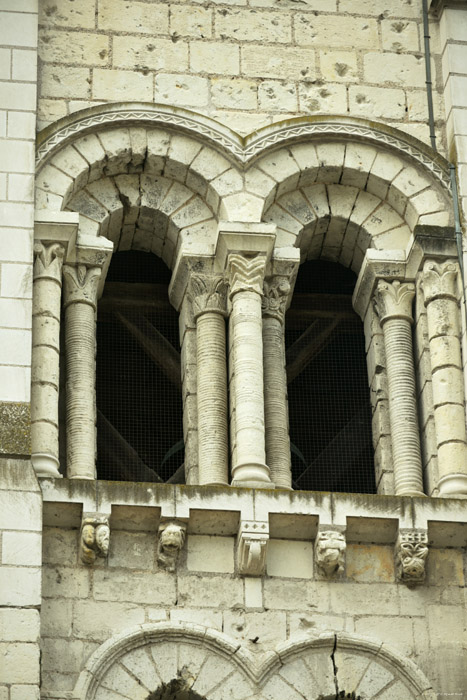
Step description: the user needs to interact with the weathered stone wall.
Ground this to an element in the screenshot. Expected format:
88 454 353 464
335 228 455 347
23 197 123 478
40 506 467 697
37 0 446 150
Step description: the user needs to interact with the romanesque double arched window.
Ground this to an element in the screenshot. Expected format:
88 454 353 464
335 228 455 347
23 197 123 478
32 105 467 498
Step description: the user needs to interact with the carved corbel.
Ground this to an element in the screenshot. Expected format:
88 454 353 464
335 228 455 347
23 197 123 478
80 514 110 565
157 521 187 572
395 530 428 585
315 529 346 578
237 520 269 576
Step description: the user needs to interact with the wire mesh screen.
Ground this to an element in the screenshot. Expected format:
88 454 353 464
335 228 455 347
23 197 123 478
96 251 184 483
286 261 375 493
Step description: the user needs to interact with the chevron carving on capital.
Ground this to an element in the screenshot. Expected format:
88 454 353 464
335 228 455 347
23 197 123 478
373 280 415 324
422 260 459 304
63 264 102 308
33 241 65 282
228 254 267 297
188 273 228 318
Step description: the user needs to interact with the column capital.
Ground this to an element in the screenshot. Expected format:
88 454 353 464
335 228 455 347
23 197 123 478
228 253 267 297
374 280 415 325
34 210 80 261
63 264 102 309
262 276 291 323
216 222 276 269
422 259 459 304
33 241 65 283
188 273 228 318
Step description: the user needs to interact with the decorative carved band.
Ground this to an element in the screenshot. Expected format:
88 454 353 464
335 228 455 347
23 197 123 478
33 241 65 283
374 280 415 325
63 264 102 309
188 273 228 318
262 276 291 323
422 260 459 304
228 254 267 298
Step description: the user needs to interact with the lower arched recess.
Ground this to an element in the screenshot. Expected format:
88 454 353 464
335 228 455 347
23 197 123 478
73 624 436 700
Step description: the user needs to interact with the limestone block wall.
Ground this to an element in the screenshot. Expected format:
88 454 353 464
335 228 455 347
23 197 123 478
37 0 446 151
38 482 467 699
0 0 38 457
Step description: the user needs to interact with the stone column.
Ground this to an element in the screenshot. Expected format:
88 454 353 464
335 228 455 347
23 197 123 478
31 242 65 477
228 254 273 488
422 260 467 496
262 276 292 489
189 273 229 486
374 280 425 497
63 263 102 480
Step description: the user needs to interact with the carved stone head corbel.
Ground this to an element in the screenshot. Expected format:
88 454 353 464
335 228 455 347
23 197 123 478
157 521 187 572
80 514 110 565
315 529 346 578
396 530 428 585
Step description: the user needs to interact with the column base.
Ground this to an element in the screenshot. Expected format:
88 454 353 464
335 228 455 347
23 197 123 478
396 489 426 498
231 460 274 488
32 453 62 478
438 474 467 497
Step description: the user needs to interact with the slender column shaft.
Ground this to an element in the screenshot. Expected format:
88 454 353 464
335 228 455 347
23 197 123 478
262 277 292 489
31 242 65 477
228 254 272 487
189 274 228 485
374 280 425 496
423 260 467 496
63 264 101 479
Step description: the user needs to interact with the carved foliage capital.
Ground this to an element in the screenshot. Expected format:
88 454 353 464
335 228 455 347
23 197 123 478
188 273 228 319
228 254 267 298
373 280 415 325
157 521 186 573
262 276 291 322
63 264 102 308
237 520 269 576
422 260 459 304
315 529 346 578
395 530 428 585
34 241 65 283
80 514 110 565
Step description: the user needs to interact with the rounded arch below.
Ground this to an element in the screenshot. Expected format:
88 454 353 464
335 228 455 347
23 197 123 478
73 624 436 700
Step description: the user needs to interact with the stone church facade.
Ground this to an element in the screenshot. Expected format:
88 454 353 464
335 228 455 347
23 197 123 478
1 0 467 698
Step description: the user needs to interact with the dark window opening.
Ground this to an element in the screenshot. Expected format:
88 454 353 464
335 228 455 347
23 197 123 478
286 260 375 493
96 251 184 483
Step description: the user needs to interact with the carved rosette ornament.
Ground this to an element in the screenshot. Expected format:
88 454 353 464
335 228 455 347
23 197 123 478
373 279 424 497
395 530 428 585
80 514 110 565
237 520 269 576
315 530 346 578
157 522 187 572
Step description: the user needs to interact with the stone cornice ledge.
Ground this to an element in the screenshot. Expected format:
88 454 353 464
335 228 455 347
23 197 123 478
40 480 467 548
430 0 466 17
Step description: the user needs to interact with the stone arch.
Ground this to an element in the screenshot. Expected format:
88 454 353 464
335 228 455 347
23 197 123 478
73 623 257 700
73 624 436 700
257 632 436 700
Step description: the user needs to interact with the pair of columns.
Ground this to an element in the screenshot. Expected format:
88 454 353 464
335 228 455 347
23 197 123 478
360 251 467 498
187 242 295 490
31 223 112 480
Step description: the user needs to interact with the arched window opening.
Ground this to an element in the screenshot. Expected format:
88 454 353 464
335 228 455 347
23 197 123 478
96 251 184 483
286 261 375 493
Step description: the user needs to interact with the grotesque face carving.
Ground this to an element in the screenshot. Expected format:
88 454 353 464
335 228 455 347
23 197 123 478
397 537 428 584
315 530 346 577
159 523 186 553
